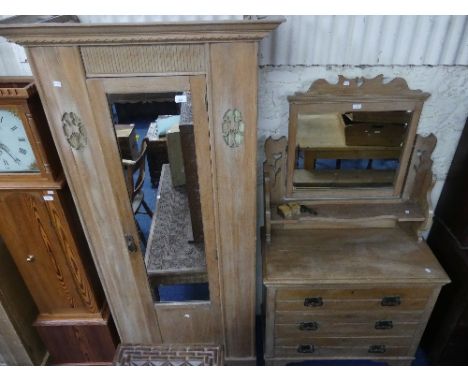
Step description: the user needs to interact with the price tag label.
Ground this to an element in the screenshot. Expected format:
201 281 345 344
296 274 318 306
352 103 362 110
53 81 62 88
175 95 187 103
43 195 54 201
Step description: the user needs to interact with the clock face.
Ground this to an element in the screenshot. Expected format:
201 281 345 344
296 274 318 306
0 108 39 173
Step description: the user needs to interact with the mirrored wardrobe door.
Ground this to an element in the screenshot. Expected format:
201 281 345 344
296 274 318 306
87 75 222 345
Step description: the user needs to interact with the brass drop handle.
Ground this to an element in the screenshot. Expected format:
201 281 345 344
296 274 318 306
304 297 323 307
368 345 386 354
299 321 319 331
375 320 393 330
26 255 35 263
381 296 401 306
297 344 315 354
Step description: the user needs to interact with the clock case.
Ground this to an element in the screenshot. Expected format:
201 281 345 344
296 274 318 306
0 77 61 189
0 78 118 364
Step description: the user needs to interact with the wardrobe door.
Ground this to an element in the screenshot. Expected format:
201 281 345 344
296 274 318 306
86 75 222 345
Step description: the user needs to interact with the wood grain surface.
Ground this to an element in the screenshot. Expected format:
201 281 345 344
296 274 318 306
264 227 449 284
34 307 118 365
209 42 258 360
0 189 100 315
7 20 282 362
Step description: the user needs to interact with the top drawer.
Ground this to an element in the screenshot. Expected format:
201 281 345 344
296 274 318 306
275 287 433 312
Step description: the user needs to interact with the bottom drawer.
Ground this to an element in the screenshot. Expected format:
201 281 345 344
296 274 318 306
274 337 411 358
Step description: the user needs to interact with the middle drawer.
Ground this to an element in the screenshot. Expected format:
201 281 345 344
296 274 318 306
275 321 420 338
275 311 421 337
275 311 421 338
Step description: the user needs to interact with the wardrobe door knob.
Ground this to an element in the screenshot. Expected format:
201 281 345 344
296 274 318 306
26 255 35 263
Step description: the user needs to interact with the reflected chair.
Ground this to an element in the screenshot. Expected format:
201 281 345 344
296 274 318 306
122 137 153 247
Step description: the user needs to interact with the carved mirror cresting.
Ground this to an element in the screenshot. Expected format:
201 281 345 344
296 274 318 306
286 75 430 200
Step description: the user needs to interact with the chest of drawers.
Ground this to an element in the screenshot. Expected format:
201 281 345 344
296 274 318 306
262 228 449 365
262 76 450 365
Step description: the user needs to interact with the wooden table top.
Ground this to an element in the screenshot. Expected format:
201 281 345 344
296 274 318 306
264 227 449 285
145 164 206 277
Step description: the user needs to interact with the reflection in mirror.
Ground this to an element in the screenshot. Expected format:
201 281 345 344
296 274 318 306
108 92 209 303
294 111 412 188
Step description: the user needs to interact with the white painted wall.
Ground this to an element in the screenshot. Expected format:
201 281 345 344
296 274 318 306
260 16 468 65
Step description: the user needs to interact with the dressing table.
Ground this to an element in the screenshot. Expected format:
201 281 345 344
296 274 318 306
262 76 449 365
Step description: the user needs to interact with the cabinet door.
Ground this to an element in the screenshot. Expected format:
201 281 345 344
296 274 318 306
86 75 222 345
0 190 100 316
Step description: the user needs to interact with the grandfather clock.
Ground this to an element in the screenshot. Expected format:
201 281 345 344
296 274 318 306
0 78 118 364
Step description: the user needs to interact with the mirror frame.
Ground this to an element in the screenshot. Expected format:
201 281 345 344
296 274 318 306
286 75 430 200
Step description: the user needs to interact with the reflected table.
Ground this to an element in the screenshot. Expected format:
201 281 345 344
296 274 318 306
145 164 207 290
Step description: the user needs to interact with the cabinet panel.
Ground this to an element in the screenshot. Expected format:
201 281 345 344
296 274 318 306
0 189 100 315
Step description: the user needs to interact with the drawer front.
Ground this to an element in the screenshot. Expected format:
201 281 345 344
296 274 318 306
274 337 411 358
276 311 423 324
275 336 413 348
276 287 432 301
276 299 427 312
275 320 419 338
275 287 431 312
